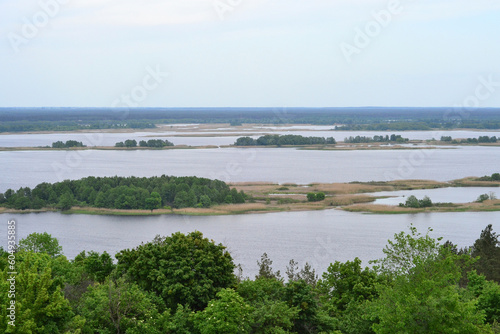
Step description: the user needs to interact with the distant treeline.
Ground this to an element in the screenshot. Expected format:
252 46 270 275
2 107 500 132
0 175 246 211
476 173 500 181
51 140 86 148
441 136 498 143
235 134 336 146
344 134 409 143
115 139 174 148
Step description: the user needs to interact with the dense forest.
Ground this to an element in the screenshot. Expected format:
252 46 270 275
2 107 500 132
441 136 498 144
234 135 336 146
0 176 246 211
51 140 86 148
115 139 174 148
1 224 499 333
343 134 408 144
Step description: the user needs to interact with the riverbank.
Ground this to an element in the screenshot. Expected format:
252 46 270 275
2 178 499 216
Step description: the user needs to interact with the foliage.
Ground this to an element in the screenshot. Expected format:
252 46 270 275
1 175 245 211
73 250 115 283
195 288 253 334
399 195 432 208
0 252 77 333
52 140 86 148
18 232 63 258
468 270 500 324
116 231 237 311
138 139 174 147
78 277 162 334
256 253 281 280
470 224 500 283
235 134 336 146
344 134 408 143
307 192 326 202
5 226 500 333
368 226 487 333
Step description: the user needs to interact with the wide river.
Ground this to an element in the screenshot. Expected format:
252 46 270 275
2 146 500 191
1 211 497 278
1 130 499 277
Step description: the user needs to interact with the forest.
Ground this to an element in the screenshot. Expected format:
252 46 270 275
1 224 499 333
234 135 336 146
2 107 500 132
0 175 246 211
343 134 408 144
115 139 174 148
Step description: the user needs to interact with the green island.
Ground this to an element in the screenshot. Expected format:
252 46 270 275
6 131 500 152
3 174 500 216
1 223 499 333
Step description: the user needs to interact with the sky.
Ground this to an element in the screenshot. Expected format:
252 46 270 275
0 0 499 108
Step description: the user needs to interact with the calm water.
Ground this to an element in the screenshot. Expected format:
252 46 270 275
1 210 497 278
2 146 500 191
1 130 499 147
2 133 499 277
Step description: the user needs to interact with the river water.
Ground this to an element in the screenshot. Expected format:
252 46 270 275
1 129 499 147
1 210 497 278
2 146 500 191
1 130 500 277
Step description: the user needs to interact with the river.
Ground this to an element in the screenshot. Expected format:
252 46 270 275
1 210 497 278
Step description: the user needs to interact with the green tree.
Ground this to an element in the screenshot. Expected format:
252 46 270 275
124 139 137 147
145 192 162 212
18 232 63 258
73 250 115 283
307 193 316 202
467 270 500 324
57 192 74 211
368 227 486 333
317 258 380 334
237 278 300 333
78 277 163 334
471 224 500 282
256 253 281 280
116 231 236 311
0 252 79 333
199 195 211 208
315 192 325 201
195 288 253 334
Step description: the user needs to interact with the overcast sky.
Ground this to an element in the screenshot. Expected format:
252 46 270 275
1 0 499 108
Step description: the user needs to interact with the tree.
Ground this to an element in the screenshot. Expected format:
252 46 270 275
317 258 381 334
256 253 281 280
471 224 500 282
57 192 74 211
145 192 162 212
467 270 500 324
195 288 253 334
73 250 115 283
116 231 236 311
0 252 79 333
370 225 442 277
124 139 137 147
307 193 316 202
18 232 63 258
199 195 211 208
237 278 300 333
78 277 164 334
